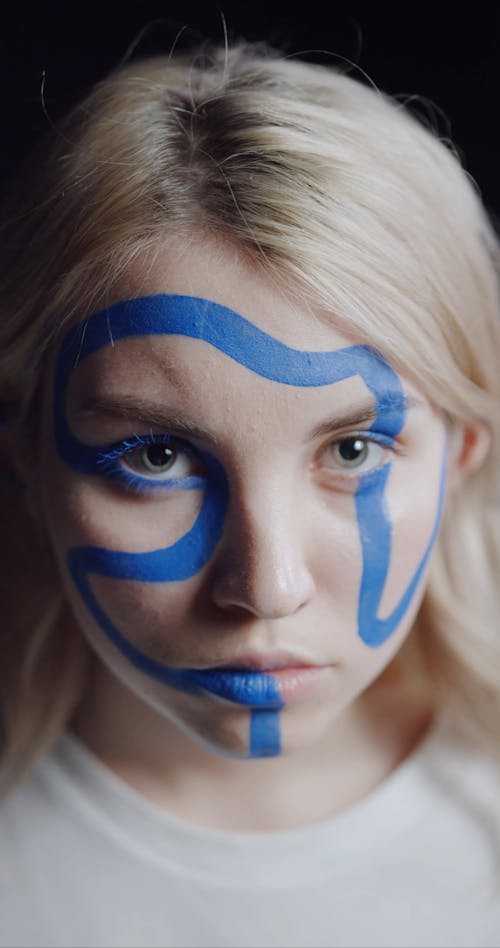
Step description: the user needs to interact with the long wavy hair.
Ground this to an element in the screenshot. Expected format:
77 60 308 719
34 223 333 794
1 41 499 792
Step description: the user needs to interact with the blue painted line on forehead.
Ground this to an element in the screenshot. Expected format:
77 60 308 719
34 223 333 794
54 294 405 473
58 293 403 397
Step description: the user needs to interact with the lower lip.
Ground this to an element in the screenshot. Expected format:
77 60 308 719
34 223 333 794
187 665 328 706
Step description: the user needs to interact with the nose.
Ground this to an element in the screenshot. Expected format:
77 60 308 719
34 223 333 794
210 485 316 619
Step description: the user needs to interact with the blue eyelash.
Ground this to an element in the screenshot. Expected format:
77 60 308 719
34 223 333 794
362 431 397 449
96 432 206 494
342 422 397 447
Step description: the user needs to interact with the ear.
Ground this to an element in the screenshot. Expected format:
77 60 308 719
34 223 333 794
446 420 491 490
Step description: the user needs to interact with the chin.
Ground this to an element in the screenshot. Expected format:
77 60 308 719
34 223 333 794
169 696 343 762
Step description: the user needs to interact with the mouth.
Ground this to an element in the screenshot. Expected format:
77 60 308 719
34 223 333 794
184 654 329 707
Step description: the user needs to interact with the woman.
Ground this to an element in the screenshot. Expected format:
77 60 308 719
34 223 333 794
1 42 499 947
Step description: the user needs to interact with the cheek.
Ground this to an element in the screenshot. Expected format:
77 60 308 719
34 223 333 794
41 456 204 555
313 500 363 621
40 456 209 638
89 573 202 661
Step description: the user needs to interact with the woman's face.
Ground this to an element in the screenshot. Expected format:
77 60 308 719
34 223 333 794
38 236 451 759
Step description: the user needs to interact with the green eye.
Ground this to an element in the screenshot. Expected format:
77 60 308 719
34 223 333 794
140 443 177 473
331 438 370 468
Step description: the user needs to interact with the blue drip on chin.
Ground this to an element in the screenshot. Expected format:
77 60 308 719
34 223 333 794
250 709 281 757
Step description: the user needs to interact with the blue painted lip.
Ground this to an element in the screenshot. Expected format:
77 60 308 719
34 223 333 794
186 668 284 707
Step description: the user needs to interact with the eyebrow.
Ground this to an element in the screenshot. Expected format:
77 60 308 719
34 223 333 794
76 390 424 443
77 396 216 442
310 392 423 438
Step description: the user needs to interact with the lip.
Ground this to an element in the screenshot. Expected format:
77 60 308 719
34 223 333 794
185 655 329 706
207 651 320 672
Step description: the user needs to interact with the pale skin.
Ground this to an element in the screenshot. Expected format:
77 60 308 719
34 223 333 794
25 233 488 831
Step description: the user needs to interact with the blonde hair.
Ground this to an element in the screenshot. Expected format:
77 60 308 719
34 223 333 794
1 41 500 790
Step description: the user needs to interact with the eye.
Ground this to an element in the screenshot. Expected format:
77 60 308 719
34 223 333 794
332 437 371 468
96 432 206 493
323 436 386 474
138 442 179 473
124 441 195 479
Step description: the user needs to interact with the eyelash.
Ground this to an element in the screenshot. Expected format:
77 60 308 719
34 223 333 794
96 431 206 495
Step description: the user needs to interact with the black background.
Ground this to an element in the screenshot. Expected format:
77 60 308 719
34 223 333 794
1 3 499 218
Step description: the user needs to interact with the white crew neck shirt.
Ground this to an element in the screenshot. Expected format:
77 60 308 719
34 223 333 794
1 717 500 948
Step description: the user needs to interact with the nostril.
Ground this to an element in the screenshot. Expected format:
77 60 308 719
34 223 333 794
211 556 315 620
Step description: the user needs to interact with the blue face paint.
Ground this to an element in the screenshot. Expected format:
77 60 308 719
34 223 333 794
54 294 445 758
250 710 283 758
356 447 447 646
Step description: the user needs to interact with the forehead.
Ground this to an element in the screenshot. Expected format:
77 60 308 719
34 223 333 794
51 236 412 447
115 234 338 350
56 232 399 386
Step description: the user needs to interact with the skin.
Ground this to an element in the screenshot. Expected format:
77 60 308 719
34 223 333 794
32 234 487 830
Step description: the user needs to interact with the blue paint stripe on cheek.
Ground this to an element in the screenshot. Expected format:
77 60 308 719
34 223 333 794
69 547 286 714
68 450 229 583
356 437 448 647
